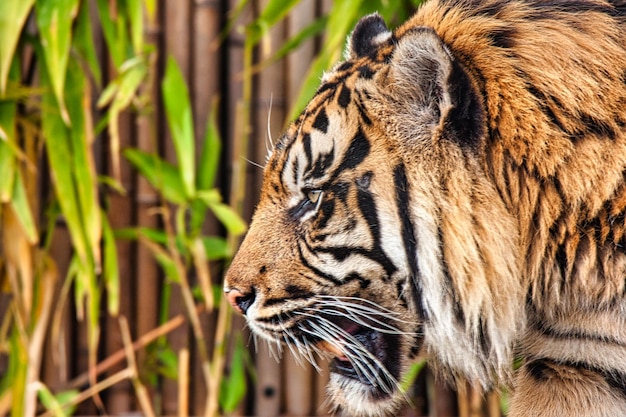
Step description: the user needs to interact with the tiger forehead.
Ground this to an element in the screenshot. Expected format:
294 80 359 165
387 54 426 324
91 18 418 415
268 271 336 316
265 54 391 192
275 47 393 145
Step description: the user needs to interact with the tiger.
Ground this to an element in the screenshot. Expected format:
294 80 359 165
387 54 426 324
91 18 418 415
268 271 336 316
224 0 626 415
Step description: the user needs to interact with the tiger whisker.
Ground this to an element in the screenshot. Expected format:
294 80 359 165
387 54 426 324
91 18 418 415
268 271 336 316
265 93 274 161
300 319 374 384
285 326 324 371
296 312 400 393
243 157 265 169
316 295 414 322
312 300 405 320
284 329 306 367
302 306 415 336
313 318 398 393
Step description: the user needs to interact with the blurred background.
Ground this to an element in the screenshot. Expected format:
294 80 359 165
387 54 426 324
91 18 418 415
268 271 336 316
0 0 503 416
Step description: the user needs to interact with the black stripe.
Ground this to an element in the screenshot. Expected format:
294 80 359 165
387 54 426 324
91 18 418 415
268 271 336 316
329 129 370 181
304 147 335 181
355 90 373 125
297 241 343 285
338 85 351 108
530 320 626 348
302 133 312 173
312 108 329 133
356 187 397 278
264 291 314 307
526 358 626 399
394 164 428 320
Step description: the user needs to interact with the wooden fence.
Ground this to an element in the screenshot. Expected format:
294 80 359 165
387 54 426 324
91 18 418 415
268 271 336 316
0 0 504 416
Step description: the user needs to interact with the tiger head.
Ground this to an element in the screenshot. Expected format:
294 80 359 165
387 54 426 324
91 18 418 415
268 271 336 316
225 11 524 416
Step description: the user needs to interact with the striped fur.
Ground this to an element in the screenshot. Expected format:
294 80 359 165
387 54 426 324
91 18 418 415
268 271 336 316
225 1 626 415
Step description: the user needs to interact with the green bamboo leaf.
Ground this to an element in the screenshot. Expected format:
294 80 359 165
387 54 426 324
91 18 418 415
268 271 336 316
65 57 102 269
84 260 101 368
155 250 180 284
40 54 89 264
35 0 80 125
289 0 364 119
102 214 119 316
191 103 223 236
220 336 248 412
95 0 125 68
70 253 101 364
272 16 329 62
10 169 38 244
202 236 229 260
400 360 426 392
207 202 247 236
195 189 222 205
156 345 178 379
144 0 157 24
247 0 301 45
74 0 102 86
7 326 28 417
36 384 78 417
126 0 143 54
115 226 167 244
325 0 364 47
54 390 80 415
97 58 146 109
162 56 195 198
289 50 335 120
0 63 17 201
189 199 207 238
197 101 222 191
0 0 34 94
123 148 188 204
96 78 120 108
258 0 300 26
69 256 84 320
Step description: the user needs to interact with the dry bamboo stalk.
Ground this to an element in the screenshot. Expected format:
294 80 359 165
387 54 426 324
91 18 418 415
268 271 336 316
120 315 157 417
206 295 232 417
67 304 205 389
178 348 190 417
39 368 135 417
23 254 56 417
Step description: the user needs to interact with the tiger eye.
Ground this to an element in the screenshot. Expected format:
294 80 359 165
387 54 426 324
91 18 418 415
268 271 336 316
307 189 323 204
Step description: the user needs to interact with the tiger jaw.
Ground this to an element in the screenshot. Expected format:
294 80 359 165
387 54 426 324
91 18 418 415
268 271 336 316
313 317 402 393
235 292 414 411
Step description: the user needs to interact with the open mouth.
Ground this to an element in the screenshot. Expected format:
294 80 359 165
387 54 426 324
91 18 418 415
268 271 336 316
312 316 400 394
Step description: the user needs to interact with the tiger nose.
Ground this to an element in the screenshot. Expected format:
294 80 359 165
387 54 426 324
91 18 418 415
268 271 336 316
225 287 256 315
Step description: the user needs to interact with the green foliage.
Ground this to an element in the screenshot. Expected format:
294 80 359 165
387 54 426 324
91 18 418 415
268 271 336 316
0 1 244 416
0 0 35 93
219 335 253 413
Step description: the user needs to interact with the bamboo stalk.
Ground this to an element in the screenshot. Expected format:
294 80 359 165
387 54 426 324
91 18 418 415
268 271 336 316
178 348 190 417
39 368 135 417
23 255 56 417
67 305 205 390
119 315 156 417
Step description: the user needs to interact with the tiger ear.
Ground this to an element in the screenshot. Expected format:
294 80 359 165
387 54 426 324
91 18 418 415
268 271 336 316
388 28 484 145
346 13 392 60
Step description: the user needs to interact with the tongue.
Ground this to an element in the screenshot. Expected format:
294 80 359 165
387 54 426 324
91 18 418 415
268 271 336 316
317 340 348 361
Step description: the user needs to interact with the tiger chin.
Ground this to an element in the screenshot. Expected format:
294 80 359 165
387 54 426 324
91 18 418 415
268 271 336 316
225 1 626 416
